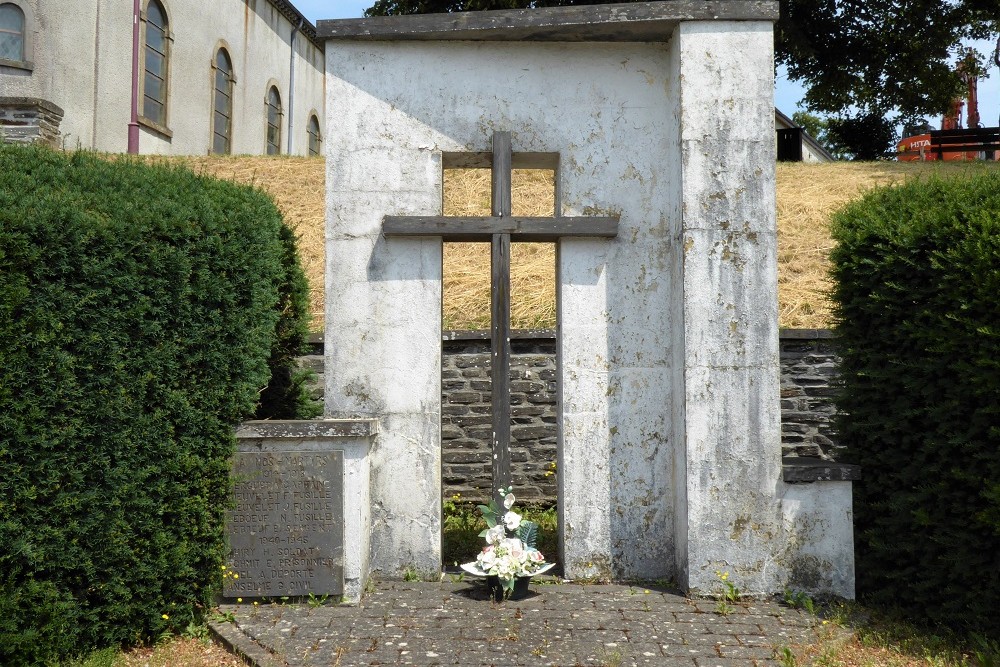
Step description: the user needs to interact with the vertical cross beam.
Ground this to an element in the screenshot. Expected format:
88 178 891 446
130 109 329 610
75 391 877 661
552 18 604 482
490 131 513 509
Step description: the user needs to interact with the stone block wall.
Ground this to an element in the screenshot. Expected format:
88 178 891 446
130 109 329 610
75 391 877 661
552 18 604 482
779 329 842 460
0 97 64 147
302 328 841 503
441 331 558 502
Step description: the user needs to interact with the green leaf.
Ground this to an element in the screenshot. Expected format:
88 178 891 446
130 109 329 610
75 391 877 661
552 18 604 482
478 503 497 527
517 520 538 550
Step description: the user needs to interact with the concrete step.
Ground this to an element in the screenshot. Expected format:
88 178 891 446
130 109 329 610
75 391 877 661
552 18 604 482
298 354 324 373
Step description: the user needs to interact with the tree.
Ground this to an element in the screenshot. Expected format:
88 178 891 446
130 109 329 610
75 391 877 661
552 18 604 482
365 0 998 159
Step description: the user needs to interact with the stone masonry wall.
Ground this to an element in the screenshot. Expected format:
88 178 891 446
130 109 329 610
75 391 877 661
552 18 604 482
441 331 558 503
778 329 842 459
0 97 64 147
302 329 841 503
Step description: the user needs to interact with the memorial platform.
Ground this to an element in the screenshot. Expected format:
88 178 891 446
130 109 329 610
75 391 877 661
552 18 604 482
210 580 840 666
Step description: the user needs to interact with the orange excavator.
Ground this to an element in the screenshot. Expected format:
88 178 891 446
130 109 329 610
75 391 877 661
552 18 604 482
897 45 1000 161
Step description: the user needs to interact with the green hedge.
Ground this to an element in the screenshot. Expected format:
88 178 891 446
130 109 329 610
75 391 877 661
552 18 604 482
830 168 1000 632
254 222 320 420
0 145 308 664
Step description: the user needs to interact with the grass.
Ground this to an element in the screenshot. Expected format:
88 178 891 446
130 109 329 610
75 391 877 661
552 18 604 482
62 637 249 667
149 156 1000 332
784 600 1000 667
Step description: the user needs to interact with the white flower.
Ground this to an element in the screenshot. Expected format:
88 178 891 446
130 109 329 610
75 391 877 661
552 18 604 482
477 546 497 571
502 537 524 558
503 511 521 531
503 492 516 509
486 524 505 545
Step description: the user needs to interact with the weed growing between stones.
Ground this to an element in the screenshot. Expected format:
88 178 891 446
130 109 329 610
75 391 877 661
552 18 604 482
783 588 816 614
307 593 329 608
714 570 741 616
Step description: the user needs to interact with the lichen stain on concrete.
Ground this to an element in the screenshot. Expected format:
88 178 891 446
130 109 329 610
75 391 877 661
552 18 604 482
730 514 752 540
621 164 645 184
343 379 381 410
569 554 613 582
788 554 828 590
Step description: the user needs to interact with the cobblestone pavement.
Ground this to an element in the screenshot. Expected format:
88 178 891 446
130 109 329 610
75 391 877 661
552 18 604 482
211 580 828 667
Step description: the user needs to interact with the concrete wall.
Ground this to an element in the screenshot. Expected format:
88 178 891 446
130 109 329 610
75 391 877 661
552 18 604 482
0 0 324 155
0 0 97 149
325 38 679 579
667 21 784 595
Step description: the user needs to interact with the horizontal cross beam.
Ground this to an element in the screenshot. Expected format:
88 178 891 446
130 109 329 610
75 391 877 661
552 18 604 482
383 215 618 242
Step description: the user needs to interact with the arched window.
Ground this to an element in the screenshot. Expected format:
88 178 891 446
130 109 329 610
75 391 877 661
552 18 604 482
265 86 282 155
141 0 170 127
0 3 25 63
307 114 322 157
211 48 234 154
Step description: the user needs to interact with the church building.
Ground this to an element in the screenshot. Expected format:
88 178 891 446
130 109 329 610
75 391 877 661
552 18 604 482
0 0 324 155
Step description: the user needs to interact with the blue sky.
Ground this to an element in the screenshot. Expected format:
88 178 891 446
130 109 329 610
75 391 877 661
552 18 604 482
298 0 1000 132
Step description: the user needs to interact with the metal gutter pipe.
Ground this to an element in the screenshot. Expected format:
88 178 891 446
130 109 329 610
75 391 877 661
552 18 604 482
287 17 302 154
128 0 140 153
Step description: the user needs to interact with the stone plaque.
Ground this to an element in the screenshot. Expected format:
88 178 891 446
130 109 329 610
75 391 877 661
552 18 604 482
225 450 344 598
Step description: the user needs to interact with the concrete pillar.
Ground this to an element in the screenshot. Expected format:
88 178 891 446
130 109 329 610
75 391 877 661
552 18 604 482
670 21 784 595
324 74 444 576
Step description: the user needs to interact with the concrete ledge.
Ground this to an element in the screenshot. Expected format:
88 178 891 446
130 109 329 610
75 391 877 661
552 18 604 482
208 620 283 667
0 96 65 116
237 419 377 439
783 456 860 482
779 328 836 340
443 328 556 341
318 1 779 42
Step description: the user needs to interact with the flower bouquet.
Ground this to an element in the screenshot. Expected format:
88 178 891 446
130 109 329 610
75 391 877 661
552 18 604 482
460 486 554 600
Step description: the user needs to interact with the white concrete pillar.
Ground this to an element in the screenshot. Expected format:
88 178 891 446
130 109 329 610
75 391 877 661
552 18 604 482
671 21 784 595
324 69 444 577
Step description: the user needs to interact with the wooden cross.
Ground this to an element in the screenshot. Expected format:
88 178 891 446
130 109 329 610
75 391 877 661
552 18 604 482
383 131 618 509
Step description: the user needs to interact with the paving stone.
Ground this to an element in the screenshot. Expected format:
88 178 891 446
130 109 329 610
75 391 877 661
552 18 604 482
220 582 830 667
695 658 758 667
717 644 781 660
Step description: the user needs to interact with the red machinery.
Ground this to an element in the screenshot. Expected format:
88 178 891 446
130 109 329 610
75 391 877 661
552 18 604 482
898 48 998 161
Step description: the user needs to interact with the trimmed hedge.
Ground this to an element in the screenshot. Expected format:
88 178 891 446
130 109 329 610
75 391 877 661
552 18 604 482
830 169 1000 632
0 145 307 664
254 222 320 420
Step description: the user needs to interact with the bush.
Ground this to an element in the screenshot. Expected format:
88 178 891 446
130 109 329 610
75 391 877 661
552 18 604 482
830 169 1000 632
0 145 307 664
253 222 321 420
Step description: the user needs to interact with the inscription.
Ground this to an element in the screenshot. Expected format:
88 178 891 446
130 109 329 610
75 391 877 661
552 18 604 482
225 450 344 597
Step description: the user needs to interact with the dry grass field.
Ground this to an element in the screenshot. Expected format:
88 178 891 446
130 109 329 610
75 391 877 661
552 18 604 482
162 156 1000 332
